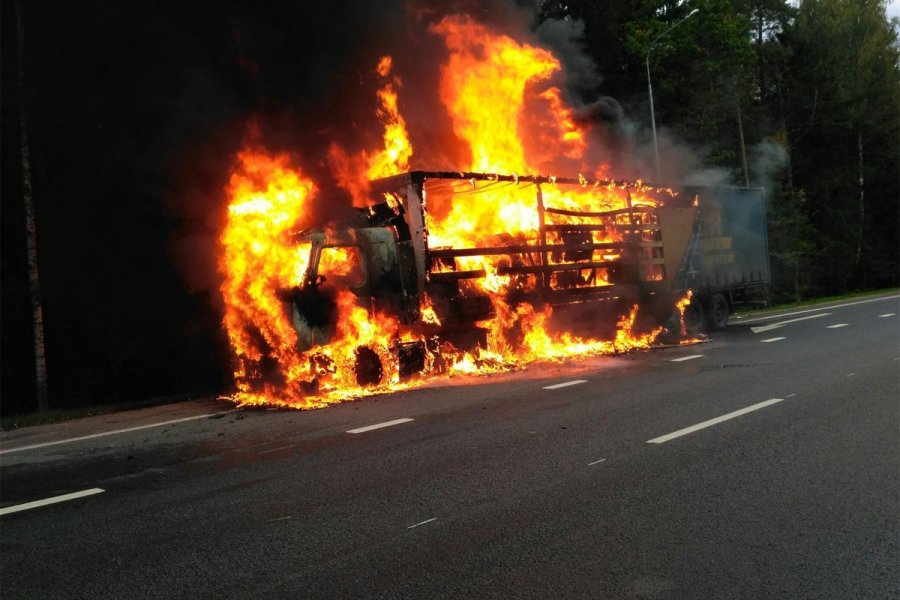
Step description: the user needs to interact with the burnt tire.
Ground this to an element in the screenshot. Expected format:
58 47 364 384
354 346 383 386
708 293 729 331
683 300 705 336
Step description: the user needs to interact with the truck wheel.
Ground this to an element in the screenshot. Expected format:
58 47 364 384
683 300 705 336
708 293 729 330
354 346 383 386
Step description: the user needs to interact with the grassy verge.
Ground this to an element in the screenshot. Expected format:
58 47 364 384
0 393 212 431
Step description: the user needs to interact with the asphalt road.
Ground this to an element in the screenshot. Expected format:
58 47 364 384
1 293 898 599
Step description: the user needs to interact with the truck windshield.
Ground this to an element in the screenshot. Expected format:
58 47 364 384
318 246 365 288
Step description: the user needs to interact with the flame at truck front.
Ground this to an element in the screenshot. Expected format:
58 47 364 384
220 151 407 407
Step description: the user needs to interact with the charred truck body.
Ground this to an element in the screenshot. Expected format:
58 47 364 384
291 171 770 369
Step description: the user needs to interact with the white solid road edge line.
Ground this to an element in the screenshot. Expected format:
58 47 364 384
543 380 588 390
738 294 900 324
0 488 105 516
0 411 234 455
347 418 414 434
670 355 703 362
647 398 784 444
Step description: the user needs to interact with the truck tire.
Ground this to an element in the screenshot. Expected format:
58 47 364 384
708 293 729 330
354 346 383 386
683 300 705 336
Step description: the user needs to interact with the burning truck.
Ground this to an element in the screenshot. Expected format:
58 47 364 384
217 15 770 408
296 172 676 361
292 171 770 376
221 161 770 408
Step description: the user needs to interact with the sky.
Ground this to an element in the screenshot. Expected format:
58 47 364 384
889 1 900 19
786 0 900 20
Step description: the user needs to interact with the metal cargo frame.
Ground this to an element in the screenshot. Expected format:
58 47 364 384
370 171 671 310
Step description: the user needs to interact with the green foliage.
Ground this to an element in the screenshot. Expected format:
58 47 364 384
769 186 818 302
538 0 899 298
623 1 754 147
786 0 900 292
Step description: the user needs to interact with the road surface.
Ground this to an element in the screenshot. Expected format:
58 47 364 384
2 293 898 599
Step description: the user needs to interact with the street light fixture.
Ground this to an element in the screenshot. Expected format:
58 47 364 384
646 8 699 183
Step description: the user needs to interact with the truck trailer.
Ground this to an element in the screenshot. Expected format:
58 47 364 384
288 171 770 377
659 184 771 332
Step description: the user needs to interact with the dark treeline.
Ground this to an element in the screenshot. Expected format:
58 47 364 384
1 0 393 415
1 1 898 415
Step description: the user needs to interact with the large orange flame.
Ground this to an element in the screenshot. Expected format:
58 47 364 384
218 16 689 409
330 55 413 206
219 149 314 401
430 15 559 173
366 56 412 182
219 150 407 407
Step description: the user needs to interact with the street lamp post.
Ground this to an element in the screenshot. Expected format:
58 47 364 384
646 8 699 183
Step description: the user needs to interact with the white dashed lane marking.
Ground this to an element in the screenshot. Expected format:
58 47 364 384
0 488 105 517
346 418 414 434
408 517 437 530
750 313 829 333
587 459 607 466
647 399 785 444
670 355 703 362
761 337 786 343
266 516 293 523
827 323 849 328
543 380 588 390
878 313 895 318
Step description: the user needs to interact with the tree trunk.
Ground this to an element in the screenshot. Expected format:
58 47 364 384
756 6 766 103
16 1 49 412
775 60 794 188
737 101 750 187
856 131 866 289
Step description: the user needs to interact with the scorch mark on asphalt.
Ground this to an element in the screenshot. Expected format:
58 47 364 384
346 418 414 434
646 398 785 444
670 355 703 362
0 488 105 516
543 380 588 390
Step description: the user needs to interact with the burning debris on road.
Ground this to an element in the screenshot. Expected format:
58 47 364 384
218 13 701 409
